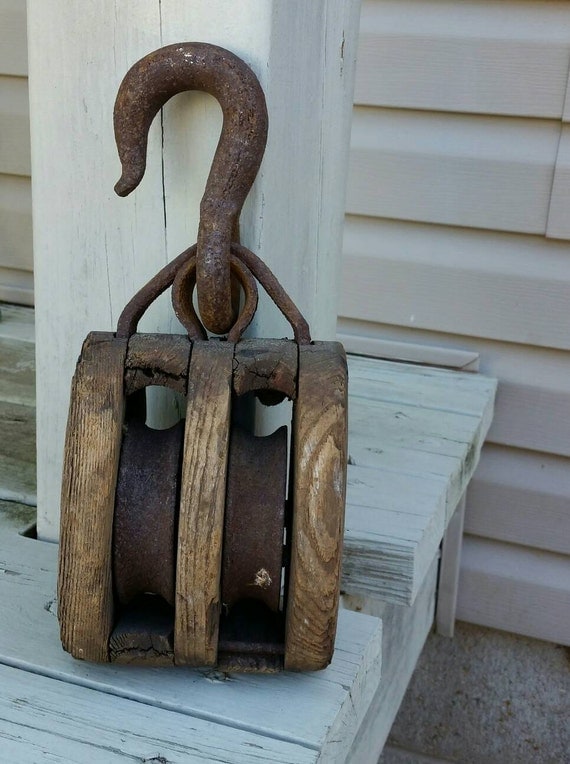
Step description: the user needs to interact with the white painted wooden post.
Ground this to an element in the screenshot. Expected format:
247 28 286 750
28 1 361 541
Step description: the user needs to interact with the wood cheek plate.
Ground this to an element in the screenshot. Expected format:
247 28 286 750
285 342 348 671
58 332 128 662
174 341 234 666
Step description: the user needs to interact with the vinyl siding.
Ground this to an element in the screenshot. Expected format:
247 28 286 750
343 0 570 644
0 0 32 305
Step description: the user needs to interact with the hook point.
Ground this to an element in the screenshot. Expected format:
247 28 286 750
114 176 134 197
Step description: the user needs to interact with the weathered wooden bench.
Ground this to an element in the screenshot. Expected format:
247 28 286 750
0 306 496 762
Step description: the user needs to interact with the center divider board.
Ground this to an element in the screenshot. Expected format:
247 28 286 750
0 531 383 764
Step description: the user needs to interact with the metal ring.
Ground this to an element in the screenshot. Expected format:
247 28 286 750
171 253 259 342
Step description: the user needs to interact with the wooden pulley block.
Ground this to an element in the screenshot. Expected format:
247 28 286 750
58 333 347 671
58 41 348 673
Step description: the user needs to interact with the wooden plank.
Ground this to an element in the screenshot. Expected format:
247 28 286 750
285 342 348 671
58 332 127 662
0 335 35 406
0 664 318 763
0 174 32 271
344 556 438 764
466 445 570 556
342 216 570 351
0 499 35 532
348 356 496 417
0 530 383 762
435 494 465 638
0 303 34 342
355 0 570 118
457 536 570 646
343 466 445 604
347 108 558 234
0 0 28 76
0 312 35 504
0 76 30 176
341 354 494 605
339 318 570 457
0 399 35 504
175 341 233 666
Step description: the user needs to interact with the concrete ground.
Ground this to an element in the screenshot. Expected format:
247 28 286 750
379 621 569 764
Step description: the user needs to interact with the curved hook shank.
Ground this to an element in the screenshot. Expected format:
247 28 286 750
114 42 268 334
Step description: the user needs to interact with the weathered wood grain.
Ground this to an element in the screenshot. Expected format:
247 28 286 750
285 342 348 671
0 307 36 506
58 332 127 662
343 355 495 605
233 338 298 401
175 341 233 666
0 663 317 763
0 303 35 342
0 334 35 406
0 399 36 503
109 598 174 666
124 332 191 396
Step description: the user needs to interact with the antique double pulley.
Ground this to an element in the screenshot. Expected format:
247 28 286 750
58 43 348 672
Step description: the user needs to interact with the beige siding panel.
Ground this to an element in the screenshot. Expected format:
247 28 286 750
0 0 27 76
347 108 558 234
0 76 30 176
338 318 570 458
0 267 33 305
0 174 32 271
341 217 570 350
466 445 570 556
356 0 570 118
457 536 570 645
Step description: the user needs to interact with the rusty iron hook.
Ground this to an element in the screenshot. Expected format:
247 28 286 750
113 42 268 335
